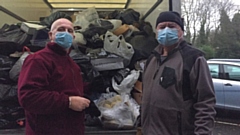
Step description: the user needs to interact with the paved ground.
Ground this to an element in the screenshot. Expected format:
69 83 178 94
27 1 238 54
0 110 239 135
213 110 240 135
0 127 137 135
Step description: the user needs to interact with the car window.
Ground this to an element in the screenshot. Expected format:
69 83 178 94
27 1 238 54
208 64 219 78
224 64 240 81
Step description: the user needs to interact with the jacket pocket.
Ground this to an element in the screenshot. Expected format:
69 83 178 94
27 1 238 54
159 66 176 89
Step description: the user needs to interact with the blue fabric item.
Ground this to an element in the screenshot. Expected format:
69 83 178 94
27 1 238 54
157 27 178 46
55 32 73 49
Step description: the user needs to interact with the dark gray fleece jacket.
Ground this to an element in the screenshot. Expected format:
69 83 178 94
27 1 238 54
141 41 216 135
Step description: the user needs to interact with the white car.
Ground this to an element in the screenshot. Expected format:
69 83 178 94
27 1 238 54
207 60 240 111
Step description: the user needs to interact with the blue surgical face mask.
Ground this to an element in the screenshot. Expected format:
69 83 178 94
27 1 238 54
157 27 179 46
55 32 73 49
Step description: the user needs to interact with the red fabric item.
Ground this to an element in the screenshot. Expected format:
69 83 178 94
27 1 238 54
18 42 85 135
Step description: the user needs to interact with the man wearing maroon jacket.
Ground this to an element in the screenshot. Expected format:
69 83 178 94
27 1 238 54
18 18 90 135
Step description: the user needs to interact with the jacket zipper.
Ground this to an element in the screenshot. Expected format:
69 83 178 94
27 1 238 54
146 58 160 133
153 57 161 79
153 68 159 79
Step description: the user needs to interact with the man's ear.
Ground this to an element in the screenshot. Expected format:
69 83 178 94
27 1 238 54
49 32 53 41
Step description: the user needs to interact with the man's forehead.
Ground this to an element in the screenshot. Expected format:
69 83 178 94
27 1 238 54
51 19 73 30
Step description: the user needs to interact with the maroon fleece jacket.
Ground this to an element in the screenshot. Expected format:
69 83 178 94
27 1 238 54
18 42 85 135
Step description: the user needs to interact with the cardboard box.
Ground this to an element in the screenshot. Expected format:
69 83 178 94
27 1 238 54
132 90 142 105
71 12 78 23
132 80 142 105
136 127 142 135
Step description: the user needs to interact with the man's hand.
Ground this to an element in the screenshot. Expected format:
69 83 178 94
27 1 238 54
69 96 90 111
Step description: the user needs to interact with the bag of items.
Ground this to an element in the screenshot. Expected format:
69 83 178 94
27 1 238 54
74 7 100 31
96 92 139 129
9 46 33 82
71 53 100 82
112 69 140 94
104 31 134 63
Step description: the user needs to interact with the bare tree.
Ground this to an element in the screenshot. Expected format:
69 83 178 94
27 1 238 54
182 0 197 44
181 0 237 45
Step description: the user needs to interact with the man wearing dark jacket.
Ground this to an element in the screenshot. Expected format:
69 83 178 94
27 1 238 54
18 18 90 135
141 11 216 135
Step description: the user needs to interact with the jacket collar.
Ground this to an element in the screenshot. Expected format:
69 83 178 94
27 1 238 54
151 40 188 62
46 42 70 56
154 40 187 55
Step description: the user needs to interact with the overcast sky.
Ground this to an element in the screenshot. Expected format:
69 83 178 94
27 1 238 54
232 0 240 5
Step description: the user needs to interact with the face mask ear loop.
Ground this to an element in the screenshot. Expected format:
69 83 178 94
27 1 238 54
178 32 184 43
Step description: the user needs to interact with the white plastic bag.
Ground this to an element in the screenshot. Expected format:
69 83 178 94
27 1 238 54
95 92 139 129
103 31 134 61
9 46 33 82
112 70 140 94
74 7 100 31
127 95 140 124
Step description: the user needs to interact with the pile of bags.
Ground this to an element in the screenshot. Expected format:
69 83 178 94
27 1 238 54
0 7 159 130
0 56 25 129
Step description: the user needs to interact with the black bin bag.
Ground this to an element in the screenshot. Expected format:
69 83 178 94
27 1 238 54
0 84 18 107
71 53 100 83
0 55 17 84
40 11 72 29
